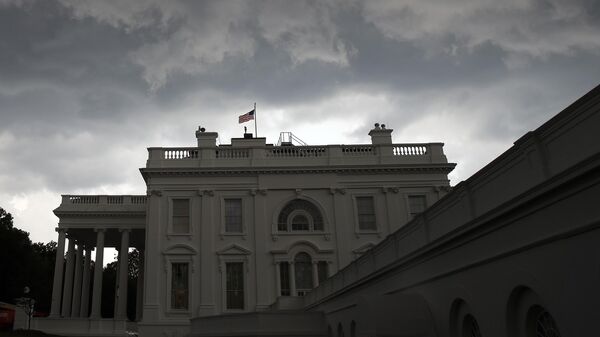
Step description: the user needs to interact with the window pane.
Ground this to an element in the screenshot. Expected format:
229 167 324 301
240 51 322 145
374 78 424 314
408 195 426 216
356 197 376 230
291 214 310 231
171 263 188 309
294 253 313 293
278 199 324 232
172 199 190 233
226 262 244 309
225 199 242 233
280 262 290 296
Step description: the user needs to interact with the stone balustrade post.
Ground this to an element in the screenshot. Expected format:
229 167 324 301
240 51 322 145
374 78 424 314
49 228 66 317
428 143 447 162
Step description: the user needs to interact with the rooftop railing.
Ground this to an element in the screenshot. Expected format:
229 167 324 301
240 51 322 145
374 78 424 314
146 143 448 168
62 195 147 206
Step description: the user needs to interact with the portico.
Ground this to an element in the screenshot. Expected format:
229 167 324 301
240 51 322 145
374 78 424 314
34 195 146 337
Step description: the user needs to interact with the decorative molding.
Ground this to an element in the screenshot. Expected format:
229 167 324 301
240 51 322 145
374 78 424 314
162 243 198 255
140 164 457 179
216 243 252 256
259 189 267 196
203 190 215 197
148 189 162 197
196 189 203 196
295 189 303 196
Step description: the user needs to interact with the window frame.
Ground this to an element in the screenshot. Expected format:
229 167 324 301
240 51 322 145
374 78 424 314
275 198 326 234
353 195 378 233
218 255 249 312
168 197 192 236
407 194 427 218
220 196 247 238
165 258 192 314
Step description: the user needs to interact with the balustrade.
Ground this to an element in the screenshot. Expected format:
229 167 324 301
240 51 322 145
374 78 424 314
393 144 428 156
267 146 327 158
215 148 249 158
164 149 199 159
64 195 147 206
148 142 443 166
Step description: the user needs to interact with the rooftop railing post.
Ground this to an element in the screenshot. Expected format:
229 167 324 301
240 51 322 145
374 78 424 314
328 145 343 165
428 143 447 163
98 196 108 204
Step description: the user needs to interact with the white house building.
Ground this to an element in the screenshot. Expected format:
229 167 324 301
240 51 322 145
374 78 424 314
35 123 454 336
34 84 600 337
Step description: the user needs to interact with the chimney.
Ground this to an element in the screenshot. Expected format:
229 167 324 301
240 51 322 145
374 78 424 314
195 126 218 147
368 123 393 144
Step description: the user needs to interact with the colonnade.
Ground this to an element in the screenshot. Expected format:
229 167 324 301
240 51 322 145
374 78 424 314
274 260 330 297
48 227 138 321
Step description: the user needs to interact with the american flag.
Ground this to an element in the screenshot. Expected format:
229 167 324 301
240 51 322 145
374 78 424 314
239 109 255 123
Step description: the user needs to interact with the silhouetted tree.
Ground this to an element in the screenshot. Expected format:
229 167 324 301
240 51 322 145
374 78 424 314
0 207 56 314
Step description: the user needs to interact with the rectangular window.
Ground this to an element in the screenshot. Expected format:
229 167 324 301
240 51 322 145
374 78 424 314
279 262 290 296
224 199 243 233
408 195 427 216
171 263 189 310
317 261 328 283
356 196 376 230
226 262 244 309
172 199 190 233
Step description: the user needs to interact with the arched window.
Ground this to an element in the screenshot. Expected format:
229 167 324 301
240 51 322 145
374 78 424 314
462 314 482 337
278 199 324 232
337 323 345 337
291 214 310 231
294 252 313 295
527 305 561 337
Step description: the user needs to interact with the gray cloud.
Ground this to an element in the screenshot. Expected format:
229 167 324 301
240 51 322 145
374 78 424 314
0 0 599 242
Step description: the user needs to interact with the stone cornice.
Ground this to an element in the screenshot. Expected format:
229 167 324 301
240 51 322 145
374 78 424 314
53 211 146 218
139 163 456 180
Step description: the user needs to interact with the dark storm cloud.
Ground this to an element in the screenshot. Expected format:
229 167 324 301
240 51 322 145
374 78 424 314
0 0 599 242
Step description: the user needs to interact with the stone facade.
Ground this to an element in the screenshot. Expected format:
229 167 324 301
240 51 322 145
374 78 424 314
35 124 454 336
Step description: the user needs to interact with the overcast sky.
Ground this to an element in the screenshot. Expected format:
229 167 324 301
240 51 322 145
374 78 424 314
1 0 599 244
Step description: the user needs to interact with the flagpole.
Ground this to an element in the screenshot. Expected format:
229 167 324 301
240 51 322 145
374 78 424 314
254 102 258 138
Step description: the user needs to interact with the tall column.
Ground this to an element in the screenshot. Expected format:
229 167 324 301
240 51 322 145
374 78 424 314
312 261 319 288
274 262 281 297
49 228 66 317
90 229 105 319
70 244 83 317
135 249 144 321
61 237 75 317
289 262 297 296
116 229 130 320
80 247 92 317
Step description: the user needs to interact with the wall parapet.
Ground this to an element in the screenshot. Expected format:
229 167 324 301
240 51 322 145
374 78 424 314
146 143 448 168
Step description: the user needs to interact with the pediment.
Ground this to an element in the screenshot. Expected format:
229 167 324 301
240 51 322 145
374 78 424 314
162 244 197 255
216 244 252 255
353 242 376 254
